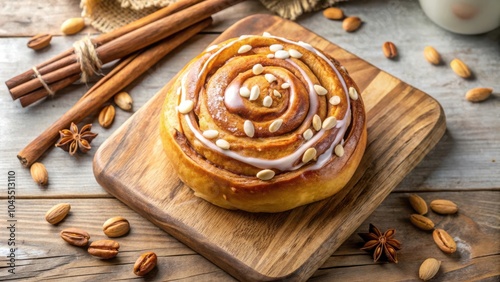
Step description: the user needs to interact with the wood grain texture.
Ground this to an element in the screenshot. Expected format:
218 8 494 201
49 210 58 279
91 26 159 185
1 193 497 281
0 0 268 36
1 0 499 281
1 0 497 196
93 15 445 281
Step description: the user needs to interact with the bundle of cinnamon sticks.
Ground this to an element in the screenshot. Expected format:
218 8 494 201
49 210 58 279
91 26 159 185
6 0 243 107
15 0 244 167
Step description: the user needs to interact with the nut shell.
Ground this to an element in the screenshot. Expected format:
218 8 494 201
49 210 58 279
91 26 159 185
410 214 435 231
323 7 344 20
423 46 442 65
382 41 398 59
103 216 130 237
61 17 86 35
133 252 157 276
465 87 493 103
430 199 458 214
450 58 471 78
27 34 52 50
419 258 441 281
45 203 71 225
342 16 362 32
409 194 428 215
30 162 48 186
99 105 115 128
60 228 90 247
114 91 133 111
433 228 457 254
88 240 120 259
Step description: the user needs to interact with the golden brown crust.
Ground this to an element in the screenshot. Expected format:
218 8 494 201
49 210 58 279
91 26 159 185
160 35 367 213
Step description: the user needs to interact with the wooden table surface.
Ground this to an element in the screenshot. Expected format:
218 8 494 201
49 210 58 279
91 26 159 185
1 0 499 281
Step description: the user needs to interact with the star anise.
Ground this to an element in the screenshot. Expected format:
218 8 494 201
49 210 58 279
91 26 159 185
358 223 401 263
55 122 98 156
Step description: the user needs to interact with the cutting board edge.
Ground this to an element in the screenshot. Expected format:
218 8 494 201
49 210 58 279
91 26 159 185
93 155 302 281
92 14 448 282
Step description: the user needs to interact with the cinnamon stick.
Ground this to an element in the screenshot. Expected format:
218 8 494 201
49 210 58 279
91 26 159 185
5 0 205 91
7 0 243 106
19 74 80 107
17 18 212 167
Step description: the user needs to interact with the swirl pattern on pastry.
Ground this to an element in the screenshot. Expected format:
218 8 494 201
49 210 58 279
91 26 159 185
160 33 367 212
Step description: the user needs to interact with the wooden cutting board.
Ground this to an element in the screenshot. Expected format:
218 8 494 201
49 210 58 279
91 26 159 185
94 15 446 281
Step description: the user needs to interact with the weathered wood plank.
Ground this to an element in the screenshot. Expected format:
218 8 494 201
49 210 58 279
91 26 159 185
1 0 498 198
0 0 93 37
313 191 500 281
0 0 268 36
0 191 497 281
0 34 218 197
0 198 234 281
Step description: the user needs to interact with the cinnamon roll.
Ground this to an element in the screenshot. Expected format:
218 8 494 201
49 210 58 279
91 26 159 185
160 33 367 212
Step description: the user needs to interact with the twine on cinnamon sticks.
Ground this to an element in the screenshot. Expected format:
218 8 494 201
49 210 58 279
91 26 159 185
32 67 55 97
6 0 243 108
73 36 103 83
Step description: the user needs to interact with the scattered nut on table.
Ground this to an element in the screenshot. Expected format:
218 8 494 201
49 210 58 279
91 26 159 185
45 203 71 225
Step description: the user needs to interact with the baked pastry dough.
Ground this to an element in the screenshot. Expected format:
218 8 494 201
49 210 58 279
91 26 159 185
160 33 367 212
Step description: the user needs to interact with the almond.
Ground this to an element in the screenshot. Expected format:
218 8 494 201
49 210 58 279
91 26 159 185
410 214 435 231
45 203 71 225
423 46 442 65
419 258 441 281
27 34 52 50
430 199 458 214
30 162 48 186
61 17 86 35
113 91 133 111
450 58 471 78
382 41 398 59
465 87 493 102
323 7 344 20
409 194 428 215
342 16 362 32
103 216 130 238
99 105 115 128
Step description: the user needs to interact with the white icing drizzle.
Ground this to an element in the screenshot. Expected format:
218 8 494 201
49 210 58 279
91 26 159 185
180 34 352 173
205 45 218 52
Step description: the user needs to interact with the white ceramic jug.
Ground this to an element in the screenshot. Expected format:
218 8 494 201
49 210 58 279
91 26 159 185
419 0 500 34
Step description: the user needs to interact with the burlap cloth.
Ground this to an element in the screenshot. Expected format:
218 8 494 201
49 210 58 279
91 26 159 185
81 0 345 32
